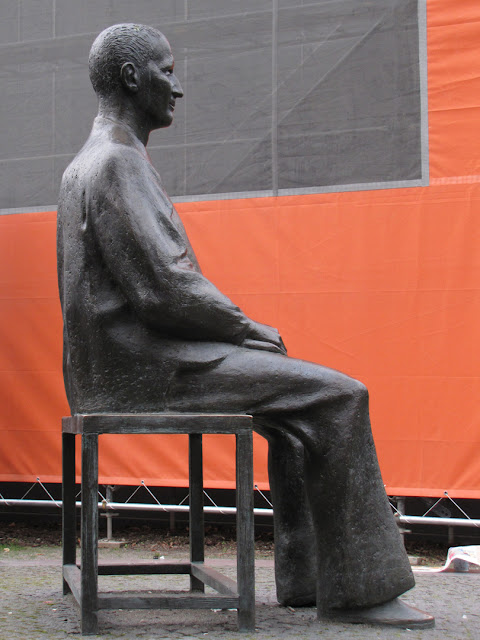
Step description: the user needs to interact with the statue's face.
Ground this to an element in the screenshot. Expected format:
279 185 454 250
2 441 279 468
143 36 183 129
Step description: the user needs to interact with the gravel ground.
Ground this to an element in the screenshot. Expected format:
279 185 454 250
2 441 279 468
1 543 479 640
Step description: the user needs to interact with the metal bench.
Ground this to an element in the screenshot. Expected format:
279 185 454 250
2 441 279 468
62 412 255 635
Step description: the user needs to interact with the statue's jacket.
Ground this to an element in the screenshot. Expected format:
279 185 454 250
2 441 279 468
57 117 251 413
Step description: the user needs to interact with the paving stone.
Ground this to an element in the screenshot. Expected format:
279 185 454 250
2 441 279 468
0 547 479 639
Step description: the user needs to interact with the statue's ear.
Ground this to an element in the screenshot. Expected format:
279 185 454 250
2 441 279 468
120 62 139 93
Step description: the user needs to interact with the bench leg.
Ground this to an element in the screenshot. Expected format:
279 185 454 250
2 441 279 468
81 433 99 634
62 432 76 594
189 433 205 592
236 431 255 631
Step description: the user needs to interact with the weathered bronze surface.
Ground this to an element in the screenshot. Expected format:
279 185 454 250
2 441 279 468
57 24 427 622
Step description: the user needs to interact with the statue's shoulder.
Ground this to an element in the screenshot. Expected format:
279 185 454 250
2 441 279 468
63 126 145 189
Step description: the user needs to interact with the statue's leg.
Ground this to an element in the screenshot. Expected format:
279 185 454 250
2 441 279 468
279 377 415 613
254 423 316 606
167 347 414 611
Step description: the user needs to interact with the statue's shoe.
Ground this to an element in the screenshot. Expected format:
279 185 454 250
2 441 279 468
320 598 435 629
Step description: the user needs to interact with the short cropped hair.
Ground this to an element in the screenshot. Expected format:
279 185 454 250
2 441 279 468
89 23 165 96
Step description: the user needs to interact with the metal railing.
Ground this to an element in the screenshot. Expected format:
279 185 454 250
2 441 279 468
2 480 480 541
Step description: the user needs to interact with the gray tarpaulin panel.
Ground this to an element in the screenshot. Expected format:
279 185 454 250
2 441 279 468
0 0 422 211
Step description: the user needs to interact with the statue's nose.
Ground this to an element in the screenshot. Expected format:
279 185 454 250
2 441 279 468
172 74 184 98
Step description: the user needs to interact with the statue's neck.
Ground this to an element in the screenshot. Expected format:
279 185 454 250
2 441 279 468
93 115 150 161
96 101 151 146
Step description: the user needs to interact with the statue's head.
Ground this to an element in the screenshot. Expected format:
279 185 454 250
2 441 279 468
89 23 183 129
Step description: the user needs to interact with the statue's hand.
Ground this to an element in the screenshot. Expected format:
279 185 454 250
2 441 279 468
242 321 287 355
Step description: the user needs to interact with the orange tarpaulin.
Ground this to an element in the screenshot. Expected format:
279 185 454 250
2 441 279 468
1 0 480 496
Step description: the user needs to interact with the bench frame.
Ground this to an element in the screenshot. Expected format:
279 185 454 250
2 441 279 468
62 413 255 634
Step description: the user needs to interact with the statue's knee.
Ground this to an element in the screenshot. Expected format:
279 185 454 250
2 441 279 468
343 377 369 407
353 379 369 401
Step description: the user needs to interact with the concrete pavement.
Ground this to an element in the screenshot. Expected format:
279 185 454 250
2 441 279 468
0 546 478 639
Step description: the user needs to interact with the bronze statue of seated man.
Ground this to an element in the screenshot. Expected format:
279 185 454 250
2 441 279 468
57 23 434 629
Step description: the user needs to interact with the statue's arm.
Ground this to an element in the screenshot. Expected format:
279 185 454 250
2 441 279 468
90 152 285 353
